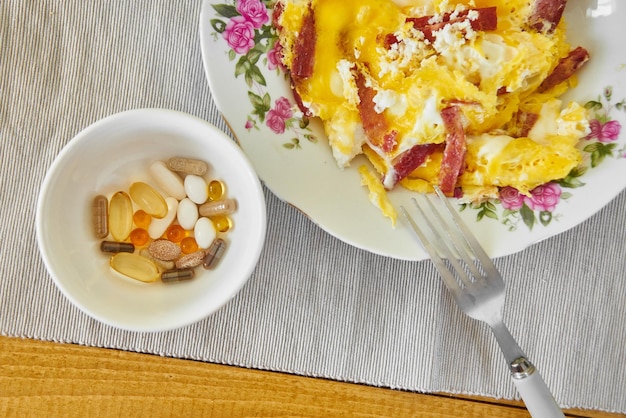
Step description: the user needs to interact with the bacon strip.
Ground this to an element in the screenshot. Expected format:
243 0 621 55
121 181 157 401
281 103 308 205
438 106 466 195
516 111 540 137
538 46 590 93
291 5 316 78
407 7 497 42
527 0 568 34
355 71 397 152
384 143 443 188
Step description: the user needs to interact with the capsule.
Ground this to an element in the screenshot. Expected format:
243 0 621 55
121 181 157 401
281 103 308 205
167 157 208 176
211 215 232 233
100 240 135 254
129 182 168 219
207 180 225 201
149 161 186 200
177 198 198 230
203 238 226 270
161 269 195 283
110 252 160 283
198 198 237 217
147 197 178 239
92 195 109 239
109 191 133 241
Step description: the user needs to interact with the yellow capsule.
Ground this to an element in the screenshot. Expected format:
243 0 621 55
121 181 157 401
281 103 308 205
108 191 133 241
92 195 109 239
207 180 225 201
167 157 208 176
211 215 232 233
129 182 168 219
110 252 160 283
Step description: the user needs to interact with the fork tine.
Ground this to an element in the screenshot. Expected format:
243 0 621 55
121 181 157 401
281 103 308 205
423 191 484 281
399 205 462 294
432 187 500 278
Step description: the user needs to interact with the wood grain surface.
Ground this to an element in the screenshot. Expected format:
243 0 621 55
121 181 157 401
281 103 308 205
0 336 621 417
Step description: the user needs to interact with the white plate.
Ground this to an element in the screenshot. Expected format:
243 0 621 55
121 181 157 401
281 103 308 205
199 0 626 260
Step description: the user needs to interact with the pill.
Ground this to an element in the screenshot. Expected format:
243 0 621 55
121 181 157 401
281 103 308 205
148 197 178 239
110 252 160 283
109 191 133 241
139 248 175 271
198 198 237 217
100 241 135 254
161 269 195 283
167 157 208 176
148 239 182 261
211 215 232 233
203 238 226 270
194 217 216 249
177 198 198 230
175 249 207 269
207 180 225 201
184 175 209 205
133 210 152 229
129 182 168 219
149 161 186 200
180 236 199 254
92 195 109 239
166 224 186 243
129 228 150 247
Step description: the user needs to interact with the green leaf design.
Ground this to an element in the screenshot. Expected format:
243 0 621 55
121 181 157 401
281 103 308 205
584 100 603 111
584 142 616 167
538 211 552 226
476 202 498 221
247 64 267 86
211 19 227 33
520 204 535 230
212 4 239 18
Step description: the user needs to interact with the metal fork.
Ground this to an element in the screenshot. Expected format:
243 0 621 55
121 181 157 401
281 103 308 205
400 187 564 418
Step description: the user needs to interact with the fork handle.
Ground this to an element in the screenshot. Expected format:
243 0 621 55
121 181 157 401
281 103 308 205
510 357 564 418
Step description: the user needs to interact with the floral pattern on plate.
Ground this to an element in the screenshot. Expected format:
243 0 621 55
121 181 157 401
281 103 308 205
207 0 625 232
209 0 316 149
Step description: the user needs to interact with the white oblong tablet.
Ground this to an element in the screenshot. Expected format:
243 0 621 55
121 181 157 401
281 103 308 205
148 197 178 239
149 161 186 200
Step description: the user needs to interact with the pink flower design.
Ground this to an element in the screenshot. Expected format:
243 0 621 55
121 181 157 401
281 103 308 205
273 97 292 119
236 0 269 29
524 183 562 212
585 119 621 143
265 97 294 134
266 109 287 133
499 186 525 211
222 15 255 55
245 120 254 130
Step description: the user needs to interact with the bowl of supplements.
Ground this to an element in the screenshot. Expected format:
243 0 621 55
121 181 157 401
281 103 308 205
36 109 267 332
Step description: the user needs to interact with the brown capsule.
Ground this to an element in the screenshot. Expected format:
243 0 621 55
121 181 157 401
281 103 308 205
203 238 226 270
92 195 109 239
198 198 237 217
167 157 208 176
100 241 135 254
175 250 207 269
148 239 182 261
161 269 195 283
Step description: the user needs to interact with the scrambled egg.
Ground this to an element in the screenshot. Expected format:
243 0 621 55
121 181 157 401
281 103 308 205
276 0 589 225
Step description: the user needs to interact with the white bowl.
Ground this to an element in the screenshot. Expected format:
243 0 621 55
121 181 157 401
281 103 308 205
36 109 267 332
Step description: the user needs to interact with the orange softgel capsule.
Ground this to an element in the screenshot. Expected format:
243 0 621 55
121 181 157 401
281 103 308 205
133 210 152 229
180 236 198 254
166 224 186 243
130 228 150 247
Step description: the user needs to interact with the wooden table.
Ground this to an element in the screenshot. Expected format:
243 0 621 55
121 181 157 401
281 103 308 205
0 336 621 417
